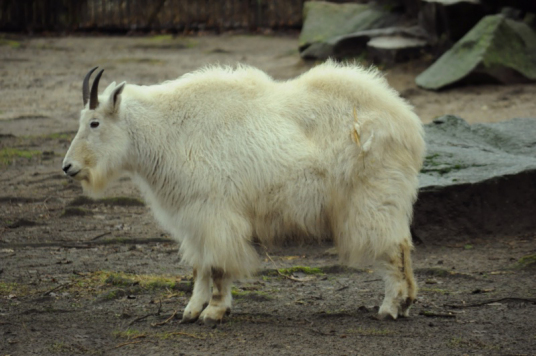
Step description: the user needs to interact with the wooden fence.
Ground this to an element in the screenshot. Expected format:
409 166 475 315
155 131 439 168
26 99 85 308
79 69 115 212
0 0 311 32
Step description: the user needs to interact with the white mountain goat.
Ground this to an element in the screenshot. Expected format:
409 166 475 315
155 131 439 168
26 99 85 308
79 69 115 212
62 62 425 325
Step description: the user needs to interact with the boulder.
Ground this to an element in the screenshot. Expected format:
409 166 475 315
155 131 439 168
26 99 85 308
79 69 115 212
367 36 428 64
416 14 536 90
419 115 536 190
414 116 536 241
299 1 400 60
419 0 489 47
301 25 429 61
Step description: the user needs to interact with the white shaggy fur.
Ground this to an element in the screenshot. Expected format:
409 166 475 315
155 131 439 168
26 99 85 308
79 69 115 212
63 61 425 324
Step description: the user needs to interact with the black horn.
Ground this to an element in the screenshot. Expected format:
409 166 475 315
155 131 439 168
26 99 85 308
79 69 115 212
89 69 104 110
82 67 98 106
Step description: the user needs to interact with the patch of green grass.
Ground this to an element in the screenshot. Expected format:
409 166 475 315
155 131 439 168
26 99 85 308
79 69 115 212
68 196 144 207
0 148 41 166
133 35 198 50
114 328 208 341
231 288 273 301
113 328 145 340
0 38 21 48
514 254 536 269
99 271 184 291
277 266 324 276
116 57 165 65
66 271 190 301
448 336 499 350
100 196 145 207
420 287 450 295
347 327 394 336
0 282 29 297
60 207 92 218
48 341 75 353
46 132 74 140
150 34 174 42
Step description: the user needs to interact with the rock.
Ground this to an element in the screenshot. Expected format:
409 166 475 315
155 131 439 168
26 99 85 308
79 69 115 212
413 116 536 241
416 15 536 90
419 115 536 190
367 36 428 64
419 0 489 47
299 1 400 60
321 26 429 61
480 0 536 14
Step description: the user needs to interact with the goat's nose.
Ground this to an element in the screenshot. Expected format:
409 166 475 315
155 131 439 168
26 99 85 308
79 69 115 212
62 164 72 173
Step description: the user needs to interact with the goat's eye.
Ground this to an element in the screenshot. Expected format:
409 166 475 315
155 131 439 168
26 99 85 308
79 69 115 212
90 121 100 128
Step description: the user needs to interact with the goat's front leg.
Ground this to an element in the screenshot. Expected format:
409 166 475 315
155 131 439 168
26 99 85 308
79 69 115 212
199 267 233 326
181 268 211 323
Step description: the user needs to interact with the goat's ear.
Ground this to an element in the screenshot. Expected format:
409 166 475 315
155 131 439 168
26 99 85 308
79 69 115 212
102 81 117 96
107 82 126 114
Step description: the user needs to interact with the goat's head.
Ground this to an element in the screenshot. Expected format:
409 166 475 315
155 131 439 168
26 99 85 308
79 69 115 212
62 67 130 197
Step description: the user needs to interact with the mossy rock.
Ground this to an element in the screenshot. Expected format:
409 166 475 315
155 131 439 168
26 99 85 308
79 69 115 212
298 1 399 59
416 15 536 90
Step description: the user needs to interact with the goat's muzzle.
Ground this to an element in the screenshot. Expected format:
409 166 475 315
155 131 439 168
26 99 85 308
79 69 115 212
62 163 80 177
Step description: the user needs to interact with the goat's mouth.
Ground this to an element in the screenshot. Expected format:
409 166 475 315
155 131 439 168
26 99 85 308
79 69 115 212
65 169 84 179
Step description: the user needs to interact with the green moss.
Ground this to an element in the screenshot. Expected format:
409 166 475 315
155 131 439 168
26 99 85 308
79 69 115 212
448 336 499 350
0 38 21 48
277 266 324 275
0 282 29 297
231 288 273 301
68 196 144 207
100 197 145 207
48 341 75 353
134 35 197 50
0 148 41 166
420 287 450 295
104 274 136 287
347 327 394 336
417 267 451 277
515 254 536 269
113 328 144 339
116 57 165 65
60 207 92 218
46 132 74 140
150 34 173 42
100 271 182 291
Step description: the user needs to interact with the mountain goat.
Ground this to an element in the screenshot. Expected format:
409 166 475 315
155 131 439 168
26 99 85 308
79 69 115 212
63 61 425 325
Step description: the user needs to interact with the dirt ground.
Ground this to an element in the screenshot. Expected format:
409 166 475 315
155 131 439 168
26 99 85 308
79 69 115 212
1 34 536 356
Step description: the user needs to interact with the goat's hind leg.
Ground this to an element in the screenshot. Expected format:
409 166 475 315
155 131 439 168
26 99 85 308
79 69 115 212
181 267 211 323
199 267 233 326
375 240 417 319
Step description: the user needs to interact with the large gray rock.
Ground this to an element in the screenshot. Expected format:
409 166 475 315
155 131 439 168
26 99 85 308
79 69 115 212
299 1 400 60
413 116 536 241
419 0 488 46
301 26 428 61
420 115 536 190
416 14 536 90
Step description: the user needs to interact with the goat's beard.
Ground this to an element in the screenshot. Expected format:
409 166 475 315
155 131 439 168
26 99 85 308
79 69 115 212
80 166 118 199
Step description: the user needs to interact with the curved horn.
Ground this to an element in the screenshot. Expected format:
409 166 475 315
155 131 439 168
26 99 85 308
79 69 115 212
89 69 104 110
82 67 98 106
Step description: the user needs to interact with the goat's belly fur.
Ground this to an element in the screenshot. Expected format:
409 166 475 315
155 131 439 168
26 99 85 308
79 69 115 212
125 61 424 278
